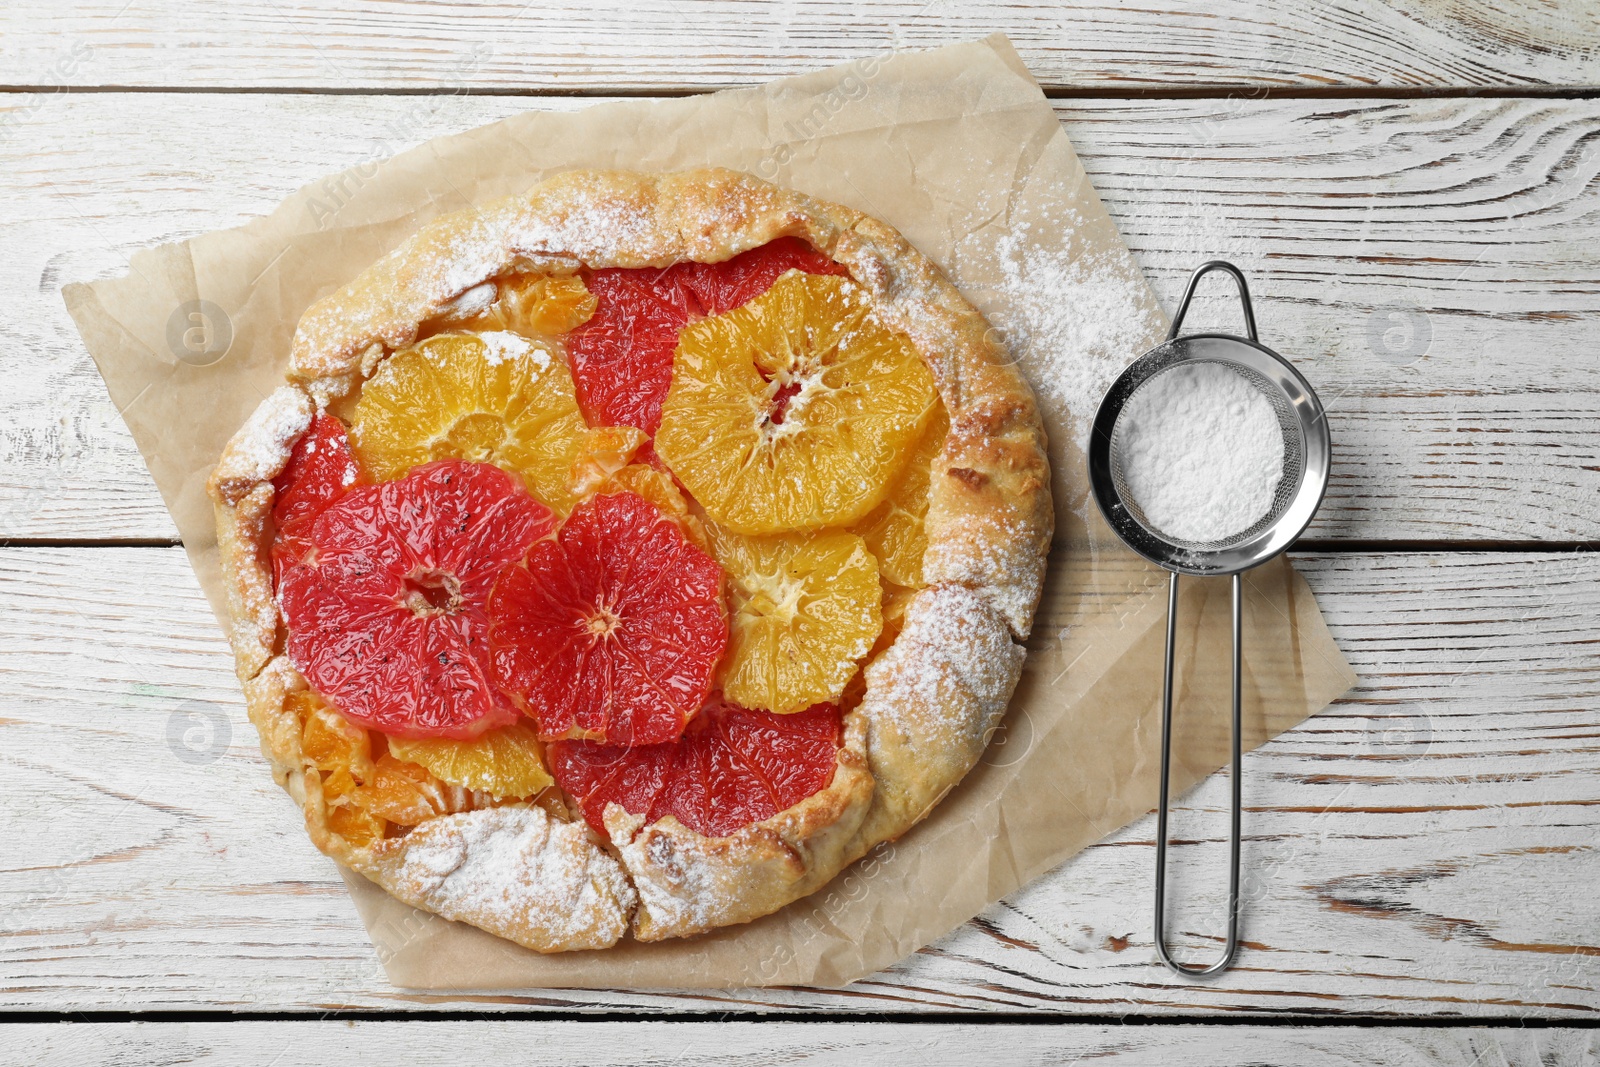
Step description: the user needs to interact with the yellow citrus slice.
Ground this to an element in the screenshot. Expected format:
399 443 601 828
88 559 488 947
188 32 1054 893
385 722 553 799
656 272 937 535
565 426 711 549
351 331 589 513
707 522 883 714
840 581 916 709
460 273 597 337
567 425 649 500
853 399 948 587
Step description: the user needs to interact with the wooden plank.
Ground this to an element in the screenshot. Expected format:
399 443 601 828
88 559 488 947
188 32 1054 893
5 93 1599 543
7 1020 1599 1064
1 546 1595 1014
4 1 1599 92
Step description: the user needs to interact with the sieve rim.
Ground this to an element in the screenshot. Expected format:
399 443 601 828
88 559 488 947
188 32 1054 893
1088 332 1331 577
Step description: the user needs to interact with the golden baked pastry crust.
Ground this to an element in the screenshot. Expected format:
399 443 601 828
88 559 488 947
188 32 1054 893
209 168 1052 954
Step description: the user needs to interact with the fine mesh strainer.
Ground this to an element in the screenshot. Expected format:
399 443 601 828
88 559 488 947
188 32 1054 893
1088 261 1331 978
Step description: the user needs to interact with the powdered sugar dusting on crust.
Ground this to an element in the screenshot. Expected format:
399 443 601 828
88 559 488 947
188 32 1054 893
605 809 727 938
851 582 1024 845
436 281 498 323
213 385 313 489
869 584 1023 735
992 222 1153 454
506 195 656 264
923 511 1045 640
382 806 635 952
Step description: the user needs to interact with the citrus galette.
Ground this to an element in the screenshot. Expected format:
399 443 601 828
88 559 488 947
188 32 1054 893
209 169 1051 952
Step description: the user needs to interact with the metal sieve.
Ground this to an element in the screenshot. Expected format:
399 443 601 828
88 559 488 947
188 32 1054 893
1088 261 1331 978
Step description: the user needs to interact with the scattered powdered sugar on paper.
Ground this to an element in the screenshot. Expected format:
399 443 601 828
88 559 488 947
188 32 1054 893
992 222 1156 454
1116 361 1285 543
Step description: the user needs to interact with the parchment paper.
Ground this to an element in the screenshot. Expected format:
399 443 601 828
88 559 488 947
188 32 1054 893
63 34 1356 990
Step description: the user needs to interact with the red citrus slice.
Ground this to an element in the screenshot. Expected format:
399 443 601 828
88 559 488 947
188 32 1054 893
548 695 842 838
487 490 727 746
688 235 849 315
565 238 846 438
270 413 365 587
279 459 557 740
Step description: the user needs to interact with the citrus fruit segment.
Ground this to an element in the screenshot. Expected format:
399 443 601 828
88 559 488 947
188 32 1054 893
565 239 846 437
290 689 387 847
350 331 589 514
385 722 554 799
565 268 687 435
707 523 882 714
279 460 557 740
548 695 842 838
488 491 728 746
271 414 366 587
567 425 650 501
852 399 948 587
685 235 848 315
359 753 489 825
274 413 365 529
655 272 937 535
459 273 597 337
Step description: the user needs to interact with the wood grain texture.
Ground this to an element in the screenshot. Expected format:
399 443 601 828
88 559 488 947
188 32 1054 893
2 546 1595 1014
4 93 1598 543
6 1021 1598 1065
3 1 1598 92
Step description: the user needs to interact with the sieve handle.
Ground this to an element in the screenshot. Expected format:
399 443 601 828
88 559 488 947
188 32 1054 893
1152 570 1244 978
1168 260 1258 343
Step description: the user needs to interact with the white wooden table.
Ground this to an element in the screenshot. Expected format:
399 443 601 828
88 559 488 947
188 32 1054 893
3 3 1598 1062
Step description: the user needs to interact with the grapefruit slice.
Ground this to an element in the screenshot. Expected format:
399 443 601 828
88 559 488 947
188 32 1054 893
548 695 842 838
852 398 949 587
655 272 937 535
385 722 553 799
278 459 557 740
350 331 589 514
565 238 846 438
708 523 882 714
270 413 365 586
487 490 728 746
685 235 848 315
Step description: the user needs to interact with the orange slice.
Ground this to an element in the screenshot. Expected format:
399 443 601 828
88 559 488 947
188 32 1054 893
385 723 553 799
359 754 491 826
291 690 386 848
459 273 597 337
853 399 948 587
655 272 937 535
351 331 589 514
707 522 882 714
566 425 650 501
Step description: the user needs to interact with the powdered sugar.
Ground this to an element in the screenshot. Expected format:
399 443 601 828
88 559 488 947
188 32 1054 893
476 330 543 367
385 806 635 952
864 584 1022 741
992 223 1158 454
214 385 313 487
1116 361 1285 543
